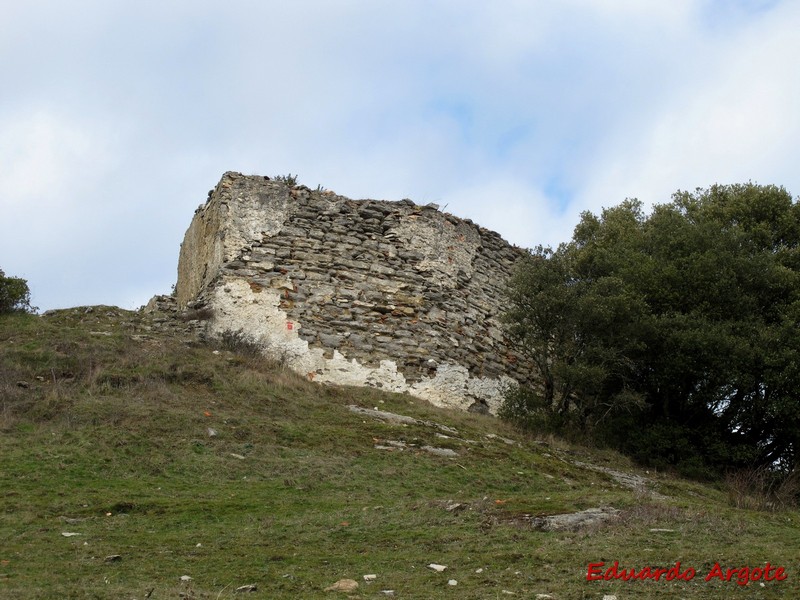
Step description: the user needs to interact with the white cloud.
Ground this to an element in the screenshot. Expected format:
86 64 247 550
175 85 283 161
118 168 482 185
0 111 98 208
1 0 799 310
442 178 576 251
576 0 800 213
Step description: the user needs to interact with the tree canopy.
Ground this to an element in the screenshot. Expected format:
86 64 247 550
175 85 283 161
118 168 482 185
504 183 800 478
0 269 36 314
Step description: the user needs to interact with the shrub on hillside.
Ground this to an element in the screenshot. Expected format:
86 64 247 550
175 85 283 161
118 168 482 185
218 329 264 357
274 173 299 186
0 269 36 314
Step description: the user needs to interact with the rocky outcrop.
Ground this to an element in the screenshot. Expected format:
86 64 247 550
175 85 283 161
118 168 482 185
172 172 535 413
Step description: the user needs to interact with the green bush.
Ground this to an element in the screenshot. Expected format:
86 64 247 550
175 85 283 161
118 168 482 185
274 173 299 186
504 183 800 477
218 328 264 357
725 466 800 511
0 269 36 314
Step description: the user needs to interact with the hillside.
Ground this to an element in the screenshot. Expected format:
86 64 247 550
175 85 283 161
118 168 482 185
1 307 798 599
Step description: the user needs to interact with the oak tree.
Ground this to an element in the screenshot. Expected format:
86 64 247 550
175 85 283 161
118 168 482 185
504 184 800 477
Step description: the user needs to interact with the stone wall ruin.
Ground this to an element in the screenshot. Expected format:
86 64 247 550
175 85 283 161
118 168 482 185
174 171 534 414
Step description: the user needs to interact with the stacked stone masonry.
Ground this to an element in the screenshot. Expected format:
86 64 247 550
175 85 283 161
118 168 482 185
175 172 535 414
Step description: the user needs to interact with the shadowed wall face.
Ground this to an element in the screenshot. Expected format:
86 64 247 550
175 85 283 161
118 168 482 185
176 172 535 413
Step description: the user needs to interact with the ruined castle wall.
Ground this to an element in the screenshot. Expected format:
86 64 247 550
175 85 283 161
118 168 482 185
176 172 534 414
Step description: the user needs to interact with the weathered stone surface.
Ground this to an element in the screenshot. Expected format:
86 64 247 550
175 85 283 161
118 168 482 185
347 405 459 434
529 507 620 531
421 446 459 458
173 172 536 413
324 579 359 593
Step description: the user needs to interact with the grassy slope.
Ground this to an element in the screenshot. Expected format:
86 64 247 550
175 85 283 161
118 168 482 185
1 308 799 599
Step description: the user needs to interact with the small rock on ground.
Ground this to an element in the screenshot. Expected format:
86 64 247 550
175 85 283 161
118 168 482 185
324 579 359 593
422 446 458 458
347 405 458 434
531 507 620 531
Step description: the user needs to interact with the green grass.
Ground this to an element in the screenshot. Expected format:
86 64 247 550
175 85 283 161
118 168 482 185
1 307 799 598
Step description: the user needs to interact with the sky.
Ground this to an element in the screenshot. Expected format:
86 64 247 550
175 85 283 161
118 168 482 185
2 0 799 312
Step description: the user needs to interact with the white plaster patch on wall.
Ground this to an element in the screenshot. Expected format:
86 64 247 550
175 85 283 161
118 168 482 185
410 364 475 411
208 277 313 366
314 353 508 413
206 278 508 413
314 353 409 394
207 277 419 394
468 374 518 414
312 355 510 415
389 215 480 284
219 187 294 263
408 364 513 413
177 178 295 305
